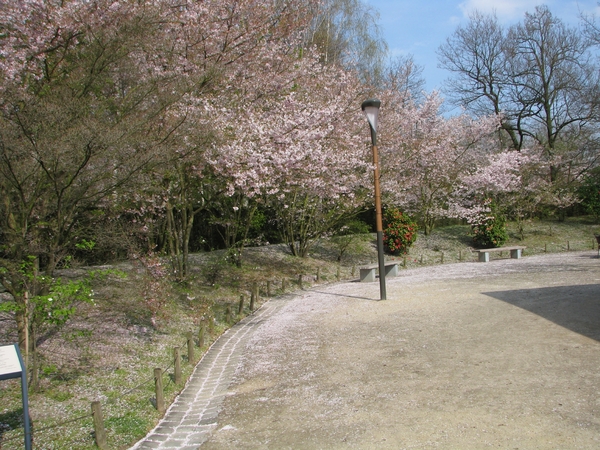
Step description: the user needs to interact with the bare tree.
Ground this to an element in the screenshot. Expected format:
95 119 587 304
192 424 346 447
438 11 519 148
507 7 600 160
439 5 600 185
383 54 426 101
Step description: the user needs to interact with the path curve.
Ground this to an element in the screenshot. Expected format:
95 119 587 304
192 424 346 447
129 295 294 449
133 252 600 449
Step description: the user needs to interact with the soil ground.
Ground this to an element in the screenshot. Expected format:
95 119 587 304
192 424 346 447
201 251 600 449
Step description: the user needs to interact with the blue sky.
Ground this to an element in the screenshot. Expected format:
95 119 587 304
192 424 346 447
364 0 600 92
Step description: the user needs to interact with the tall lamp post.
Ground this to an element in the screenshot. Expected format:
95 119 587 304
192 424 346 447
361 99 386 300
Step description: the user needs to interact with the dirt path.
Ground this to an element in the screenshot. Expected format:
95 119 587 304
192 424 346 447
201 252 600 449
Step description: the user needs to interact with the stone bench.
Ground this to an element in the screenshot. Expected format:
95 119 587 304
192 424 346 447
472 246 526 262
359 262 400 282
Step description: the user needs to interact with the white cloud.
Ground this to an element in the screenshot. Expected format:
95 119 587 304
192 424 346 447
388 47 411 58
574 1 600 18
449 15 462 26
458 0 545 21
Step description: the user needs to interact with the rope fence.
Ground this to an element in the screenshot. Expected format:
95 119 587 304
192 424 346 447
406 238 600 267
0 268 345 449
3 239 595 447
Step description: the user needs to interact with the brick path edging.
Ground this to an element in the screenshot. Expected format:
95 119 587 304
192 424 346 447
129 297 292 449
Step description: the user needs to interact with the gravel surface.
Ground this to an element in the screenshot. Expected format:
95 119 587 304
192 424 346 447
201 252 600 449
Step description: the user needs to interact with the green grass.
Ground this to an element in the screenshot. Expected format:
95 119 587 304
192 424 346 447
105 412 151 437
401 216 600 267
1 216 599 449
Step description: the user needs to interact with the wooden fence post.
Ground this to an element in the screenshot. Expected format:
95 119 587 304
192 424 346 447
187 332 194 364
316 267 320 282
238 294 245 315
441 252 444 264
250 284 256 311
91 401 108 450
267 281 271 297
225 304 232 324
282 278 287 292
198 322 206 348
174 347 181 385
298 274 303 290
208 315 215 334
154 368 165 414
336 265 341 281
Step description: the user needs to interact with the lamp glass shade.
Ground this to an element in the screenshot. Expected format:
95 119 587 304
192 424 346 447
361 99 380 132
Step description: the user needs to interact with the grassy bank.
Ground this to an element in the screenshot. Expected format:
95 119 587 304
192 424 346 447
403 216 600 268
1 217 599 449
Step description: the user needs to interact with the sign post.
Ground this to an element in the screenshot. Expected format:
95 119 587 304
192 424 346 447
0 344 32 450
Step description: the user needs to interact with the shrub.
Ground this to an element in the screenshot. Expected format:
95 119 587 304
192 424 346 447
201 254 229 286
331 219 371 262
471 205 508 248
382 208 418 255
578 175 600 222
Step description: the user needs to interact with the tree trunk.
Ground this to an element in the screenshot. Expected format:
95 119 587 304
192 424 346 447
232 203 258 267
16 294 28 354
422 216 435 236
166 202 184 277
182 205 194 276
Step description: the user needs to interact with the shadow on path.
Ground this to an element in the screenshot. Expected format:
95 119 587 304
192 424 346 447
483 283 600 342
308 289 376 302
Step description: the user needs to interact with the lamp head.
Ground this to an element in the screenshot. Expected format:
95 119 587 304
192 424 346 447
361 99 381 132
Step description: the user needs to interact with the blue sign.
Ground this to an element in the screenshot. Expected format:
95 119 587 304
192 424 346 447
0 344 32 450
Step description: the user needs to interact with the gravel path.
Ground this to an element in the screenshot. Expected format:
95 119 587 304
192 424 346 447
200 252 600 449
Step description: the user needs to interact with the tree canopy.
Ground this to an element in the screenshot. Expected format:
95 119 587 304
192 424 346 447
2 1 600 355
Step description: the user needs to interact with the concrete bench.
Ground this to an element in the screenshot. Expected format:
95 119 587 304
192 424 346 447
472 246 526 262
359 262 400 282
